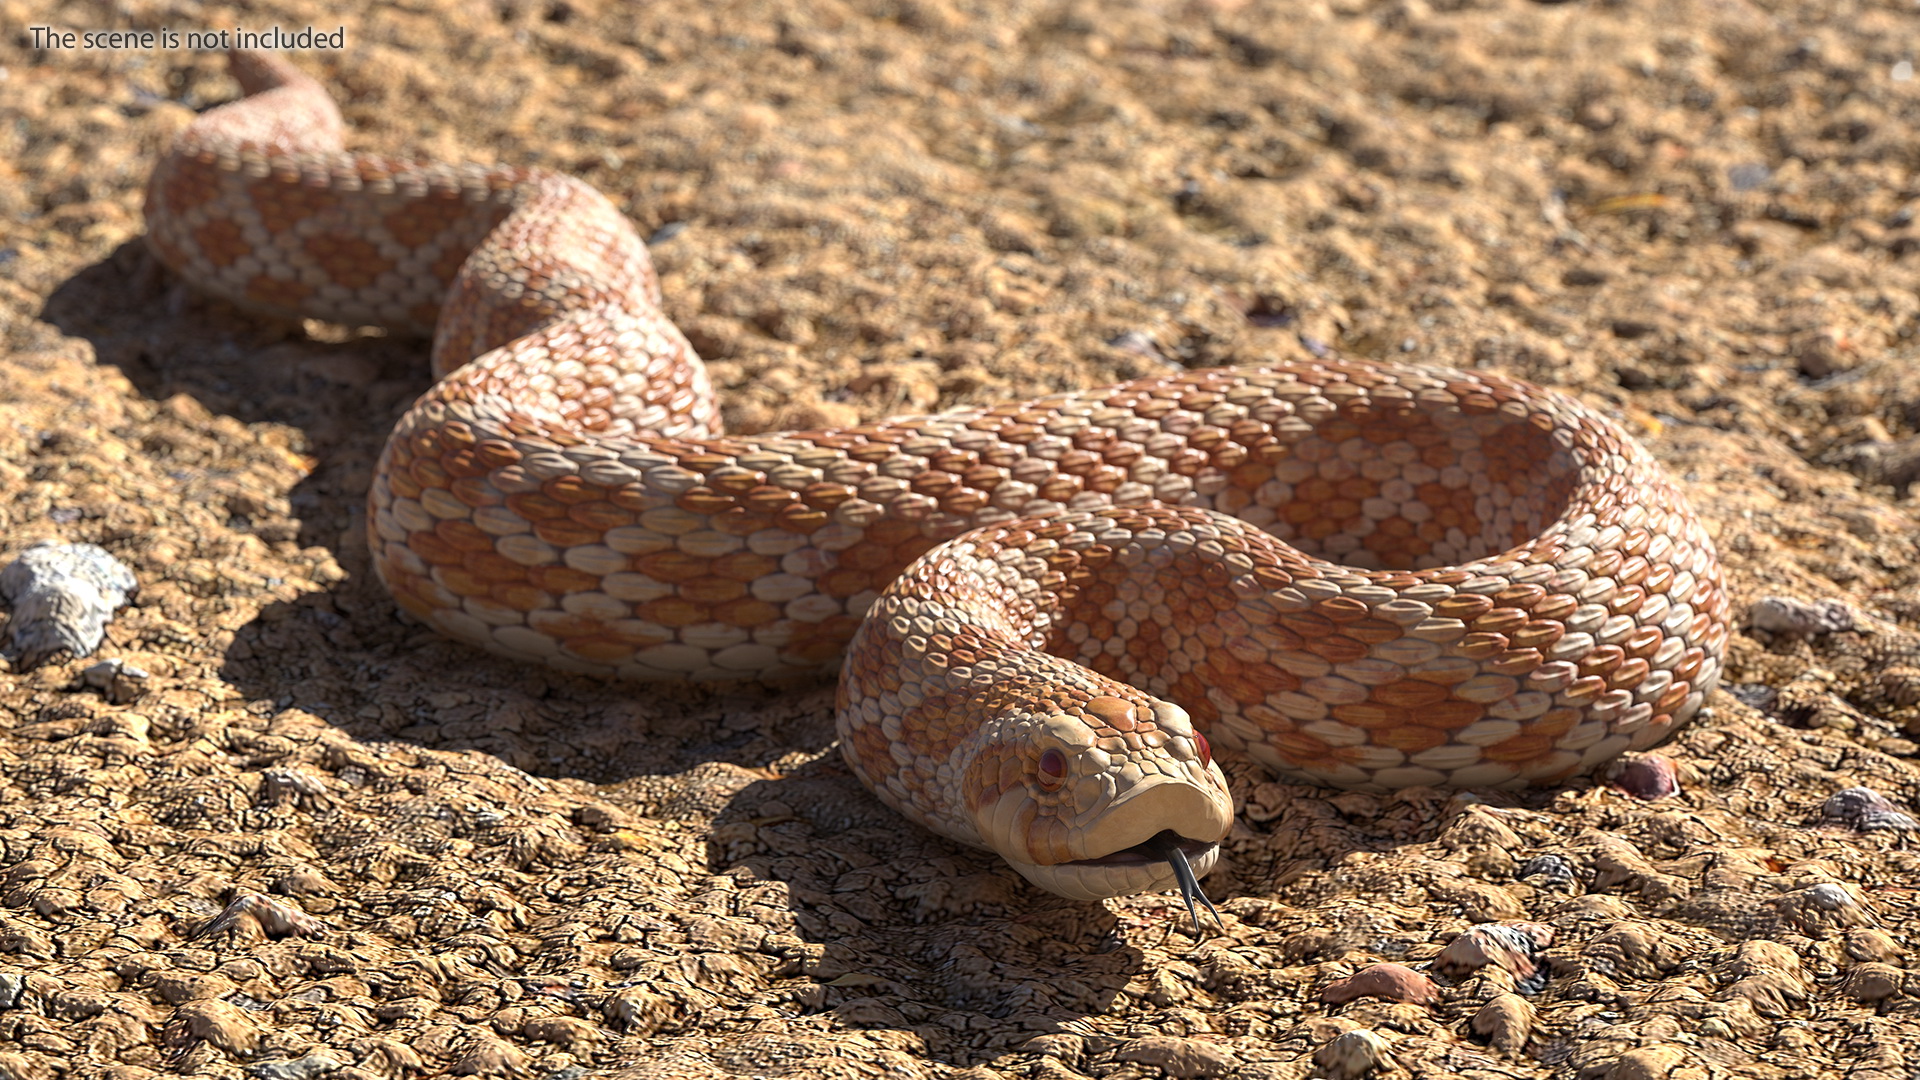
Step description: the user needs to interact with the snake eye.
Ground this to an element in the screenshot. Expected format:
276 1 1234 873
1194 730 1212 767
1037 748 1068 789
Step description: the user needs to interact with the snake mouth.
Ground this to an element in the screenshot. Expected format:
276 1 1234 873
1003 828 1224 904
980 764 1234 902
1080 829 1225 933
1072 829 1218 868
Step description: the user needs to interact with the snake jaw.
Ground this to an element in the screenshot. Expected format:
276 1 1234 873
1002 834 1224 903
974 752 1235 900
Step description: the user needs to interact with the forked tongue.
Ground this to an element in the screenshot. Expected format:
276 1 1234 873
1140 830 1223 936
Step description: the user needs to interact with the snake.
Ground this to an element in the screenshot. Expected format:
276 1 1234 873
144 50 1732 916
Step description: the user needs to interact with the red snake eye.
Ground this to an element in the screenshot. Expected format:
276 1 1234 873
1037 748 1068 788
1194 730 1212 767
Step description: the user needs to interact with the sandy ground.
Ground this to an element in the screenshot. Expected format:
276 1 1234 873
6 0 1920 1076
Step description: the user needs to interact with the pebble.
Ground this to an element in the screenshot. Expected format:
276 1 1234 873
451 1038 528 1077
82 656 151 704
193 893 333 941
1319 963 1440 1007
1470 993 1534 1053
167 999 260 1056
1607 754 1680 800
1517 854 1579 891
1021 1033 1083 1065
1821 787 1917 832
1805 882 1859 911
1113 1035 1235 1078
1311 1030 1396 1078
245 1052 345 1079
1108 330 1169 362
1606 1044 1689 1080
1845 928 1903 963
1749 596 1854 635
1717 940 1809 1017
1434 923 1555 992
1775 883 1873 937
1840 962 1904 1003
0 542 137 668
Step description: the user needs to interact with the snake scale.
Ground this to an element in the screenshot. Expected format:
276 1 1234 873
145 51 1731 908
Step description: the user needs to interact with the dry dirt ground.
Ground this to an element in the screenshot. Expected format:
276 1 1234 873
5 0 1920 1076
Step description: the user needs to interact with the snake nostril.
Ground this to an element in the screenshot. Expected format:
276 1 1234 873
1195 730 1212 767
1038 748 1067 788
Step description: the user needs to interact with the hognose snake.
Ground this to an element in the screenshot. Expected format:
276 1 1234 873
145 51 1731 911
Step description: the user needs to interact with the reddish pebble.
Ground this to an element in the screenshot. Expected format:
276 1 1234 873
1607 753 1680 800
1320 962 1440 1006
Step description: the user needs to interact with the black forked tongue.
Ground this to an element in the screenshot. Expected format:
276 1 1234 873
1139 830 1223 936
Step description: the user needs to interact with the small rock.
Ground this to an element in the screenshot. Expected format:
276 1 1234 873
1727 162 1772 191
1766 880 1873 937
1839 962 1904 1003
0 542 138 668
1320 963 1440 1007
1607 754 1680 800
1820 787 1917 832
0 1052 51 1080
246 1052 345 1079
1113 1035 1235 1078
1725 683 1777 710
1749 596 1854 635
1721 939 1806 979
1020 1033 1083 1065
522 1016 599 1049
1107 331 1169 363
1838 436 1920 493
81 656 151 704
166 999 260 1056
604 988 672 1035
450 1037 528 1077
273 868 337 899
1881 668 1920 709
1795 328 1858 379
0 973 22 1009
1434 923 1555 991
1775 883 1873 937
1845 928 1903 963
1722 967 1806 1017
1606 1044 1689 1080
1807 883 1857 910
1614 364 1656 390
193 893 332 941
262 770 335 810
153 970 236 1004
1516 854 1579 891
1470 993 1534 1053
1311 1030 1395 1079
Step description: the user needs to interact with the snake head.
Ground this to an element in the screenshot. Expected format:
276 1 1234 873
965 693 1234 902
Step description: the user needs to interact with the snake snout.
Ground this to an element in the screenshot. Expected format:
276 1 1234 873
1082 766 1233 859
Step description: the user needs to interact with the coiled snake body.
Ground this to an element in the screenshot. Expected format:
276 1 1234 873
147 52 1730 905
